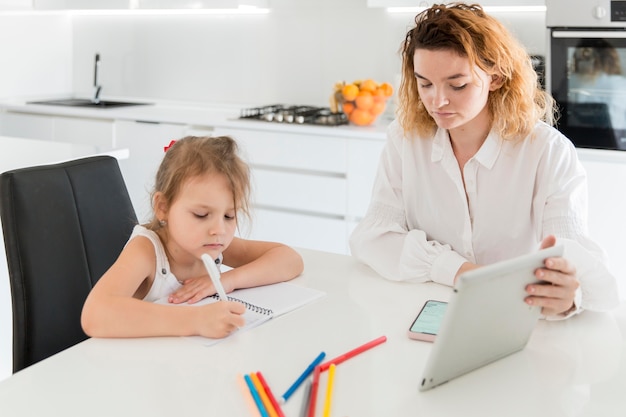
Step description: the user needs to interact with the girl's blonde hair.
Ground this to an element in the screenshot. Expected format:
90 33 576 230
146 135 251 231
398 2 556 140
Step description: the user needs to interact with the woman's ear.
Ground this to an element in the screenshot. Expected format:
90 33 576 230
153 192 169 221
489 74 505 90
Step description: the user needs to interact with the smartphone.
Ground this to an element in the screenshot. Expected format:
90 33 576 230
407 300 448 342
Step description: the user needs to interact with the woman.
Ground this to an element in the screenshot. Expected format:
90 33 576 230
350 3 619 318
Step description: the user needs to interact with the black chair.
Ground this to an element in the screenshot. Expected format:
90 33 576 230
0 155 137 373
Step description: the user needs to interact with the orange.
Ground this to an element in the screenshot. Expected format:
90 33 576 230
379 82 394 97
342 84 359 101
360 79 378 93
342 101 355 116
355 91 374 110
349 108 375 126
370 101 386 116
373 88 387 102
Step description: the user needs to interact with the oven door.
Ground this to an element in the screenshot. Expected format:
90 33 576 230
550 30 626 150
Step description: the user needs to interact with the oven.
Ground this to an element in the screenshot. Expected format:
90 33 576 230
547 0 626 150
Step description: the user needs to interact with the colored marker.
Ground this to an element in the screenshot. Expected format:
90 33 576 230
201 253 228 301
237 373 261 417
244 373 269 417
256 372 285 417
299 379 312 417
251 373 278 417
306 365 322 417
322 364 336 417
319 335 387 371
281 351 326 403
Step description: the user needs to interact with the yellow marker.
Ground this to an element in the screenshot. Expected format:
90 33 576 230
250 372 279 417
322 364 336 417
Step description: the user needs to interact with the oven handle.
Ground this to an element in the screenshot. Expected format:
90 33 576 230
553 30 626 39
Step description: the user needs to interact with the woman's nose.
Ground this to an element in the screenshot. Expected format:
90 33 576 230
432 88 449 108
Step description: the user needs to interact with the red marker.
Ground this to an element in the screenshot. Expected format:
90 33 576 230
256 372 285 417
319 335 387 372
306 365 322 417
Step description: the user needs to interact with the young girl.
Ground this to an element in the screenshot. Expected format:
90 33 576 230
350 3 619 318
81 136 304 338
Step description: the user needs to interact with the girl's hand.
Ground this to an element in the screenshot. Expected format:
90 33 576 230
525 235 580 317
196 301 246 338
168 275 216 304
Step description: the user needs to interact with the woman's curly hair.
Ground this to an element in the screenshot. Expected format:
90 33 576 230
398 3 556 140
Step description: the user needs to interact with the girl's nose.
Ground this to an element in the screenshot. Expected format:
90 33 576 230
209 217 226 235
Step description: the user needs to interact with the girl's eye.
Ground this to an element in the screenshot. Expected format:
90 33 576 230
419 83 432 88
193 213 208 218
451 84 467 91
225 214 236 221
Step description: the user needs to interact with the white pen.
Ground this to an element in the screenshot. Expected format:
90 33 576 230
201 253 228 301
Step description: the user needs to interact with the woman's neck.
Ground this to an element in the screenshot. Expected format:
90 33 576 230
448 110 492 170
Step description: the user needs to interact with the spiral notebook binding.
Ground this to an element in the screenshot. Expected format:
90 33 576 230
209 294 273 316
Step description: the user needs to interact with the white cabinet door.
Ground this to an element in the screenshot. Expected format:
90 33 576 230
241 208 349 255
115 120 187 223
0 112 114 150
347 139 385 220
0 112 54 141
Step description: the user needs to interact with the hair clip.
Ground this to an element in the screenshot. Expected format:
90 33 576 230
163 140 177 152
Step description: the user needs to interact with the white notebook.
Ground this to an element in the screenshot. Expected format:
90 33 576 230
156 282 325 346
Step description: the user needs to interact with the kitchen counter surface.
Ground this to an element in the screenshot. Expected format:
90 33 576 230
0 96 390 141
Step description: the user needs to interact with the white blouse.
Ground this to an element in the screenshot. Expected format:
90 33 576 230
350 120 619 313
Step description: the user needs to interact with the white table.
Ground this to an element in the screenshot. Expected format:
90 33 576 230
0 248 625 417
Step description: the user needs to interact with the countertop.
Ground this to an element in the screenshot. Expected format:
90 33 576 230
0 96 390 141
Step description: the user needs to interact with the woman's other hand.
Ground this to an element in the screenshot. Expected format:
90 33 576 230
525 235 580 316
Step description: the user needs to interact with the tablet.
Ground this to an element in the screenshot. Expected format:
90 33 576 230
419 244 564 392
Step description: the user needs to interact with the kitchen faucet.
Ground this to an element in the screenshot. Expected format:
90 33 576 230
92 53 101 104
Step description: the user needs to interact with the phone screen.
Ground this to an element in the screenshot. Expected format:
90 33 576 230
410 300 448 335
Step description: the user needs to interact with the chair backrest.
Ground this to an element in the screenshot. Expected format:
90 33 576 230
0 155 137 373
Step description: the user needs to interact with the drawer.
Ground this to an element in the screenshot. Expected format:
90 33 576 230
0 112 54 141
215 127 348 174
240 208 349 255
347 139 385 219
251 168 347 216
55 116 114 149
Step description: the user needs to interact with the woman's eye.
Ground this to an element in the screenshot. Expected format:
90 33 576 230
193 213 208 218
225 214 236 221
451 84 467 91
419 83 432 88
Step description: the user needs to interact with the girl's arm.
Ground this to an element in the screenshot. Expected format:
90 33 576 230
81 236 245 338
220 237 304 291
169 238 304 304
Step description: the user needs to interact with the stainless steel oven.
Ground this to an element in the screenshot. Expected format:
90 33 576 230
547 0 626 150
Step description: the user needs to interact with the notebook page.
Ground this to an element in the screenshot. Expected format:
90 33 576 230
221 282 325 317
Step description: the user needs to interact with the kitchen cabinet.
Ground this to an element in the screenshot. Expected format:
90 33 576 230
0 111 114 150
0 101 386 255
114 120 195 222
0 0 30 10
213 125 383 254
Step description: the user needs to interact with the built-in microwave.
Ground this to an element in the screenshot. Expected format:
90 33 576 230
547 0 626 150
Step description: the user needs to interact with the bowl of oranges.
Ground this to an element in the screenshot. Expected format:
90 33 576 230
331 79 394 126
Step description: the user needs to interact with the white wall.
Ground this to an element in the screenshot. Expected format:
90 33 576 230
70 0 547 106
0 14 73 99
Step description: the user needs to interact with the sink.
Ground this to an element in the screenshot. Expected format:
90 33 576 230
28 98 151 108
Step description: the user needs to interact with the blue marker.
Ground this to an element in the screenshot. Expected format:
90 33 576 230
281 351 326 403
244 373 269 417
